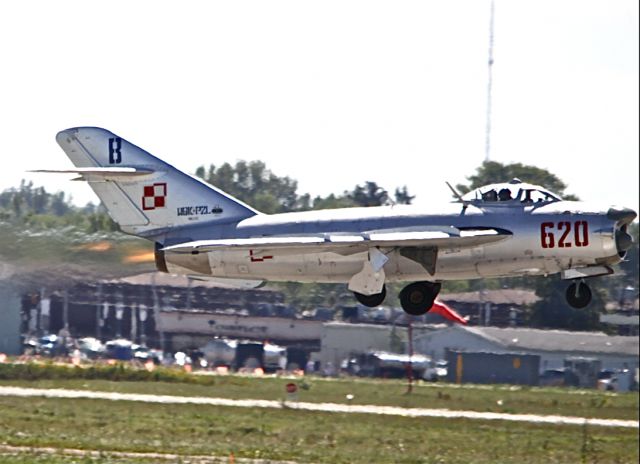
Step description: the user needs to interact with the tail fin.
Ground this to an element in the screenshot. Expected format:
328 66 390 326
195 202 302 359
54 127 259 236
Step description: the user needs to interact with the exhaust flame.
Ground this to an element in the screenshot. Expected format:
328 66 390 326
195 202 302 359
123 251 155 263
75 241 113 252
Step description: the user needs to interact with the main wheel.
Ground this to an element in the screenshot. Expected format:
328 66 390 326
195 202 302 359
399 281 442 316
354 285 387 307
566 281 592 309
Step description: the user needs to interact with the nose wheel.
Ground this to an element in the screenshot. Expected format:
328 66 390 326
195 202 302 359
566 281 592 308
399 281 441 316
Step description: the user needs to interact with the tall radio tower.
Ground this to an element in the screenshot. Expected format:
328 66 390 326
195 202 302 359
484 0 495 162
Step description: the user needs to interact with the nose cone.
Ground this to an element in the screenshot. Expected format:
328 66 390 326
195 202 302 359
607 206 637 225
608 206 637 257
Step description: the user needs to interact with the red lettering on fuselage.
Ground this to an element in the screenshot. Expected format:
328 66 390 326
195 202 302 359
250 249 273 262
540 221 589 249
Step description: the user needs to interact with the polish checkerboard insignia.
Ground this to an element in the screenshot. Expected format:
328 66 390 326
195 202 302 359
142 183 167 210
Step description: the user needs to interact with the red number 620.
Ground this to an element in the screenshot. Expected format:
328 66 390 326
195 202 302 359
540 221 589 249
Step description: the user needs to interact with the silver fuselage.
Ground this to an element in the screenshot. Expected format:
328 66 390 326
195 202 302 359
163 200 622 283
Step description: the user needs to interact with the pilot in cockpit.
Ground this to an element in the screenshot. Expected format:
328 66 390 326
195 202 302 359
482 189 498 202
498 188 512 201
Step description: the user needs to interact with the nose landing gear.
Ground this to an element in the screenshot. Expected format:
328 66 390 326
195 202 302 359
566 281 592 308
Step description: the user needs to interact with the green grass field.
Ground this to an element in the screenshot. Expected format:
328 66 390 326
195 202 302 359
1 363 637 420
0 366 638 463
0 395 637 464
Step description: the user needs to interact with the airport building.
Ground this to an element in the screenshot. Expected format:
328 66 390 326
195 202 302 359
10 270 639 383
0 282 21 354
318 321 417 368
414 325 639 372
18 272 287 351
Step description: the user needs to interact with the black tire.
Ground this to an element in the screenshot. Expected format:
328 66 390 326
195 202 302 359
566 282 592 309
354 285 387 307
399 281 441 316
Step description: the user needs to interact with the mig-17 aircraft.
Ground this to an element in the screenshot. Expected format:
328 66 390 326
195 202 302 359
37 127 636 316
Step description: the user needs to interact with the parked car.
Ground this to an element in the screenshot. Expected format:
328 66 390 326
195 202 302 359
132 345 163 364
76 337 105 359
597 369 635 392
201 338 237 367
263 342 287 371
356 351 432 379
539 368 567 387
423 360 448 382
104 339 134 360
22 336 38 355
36 334 65 356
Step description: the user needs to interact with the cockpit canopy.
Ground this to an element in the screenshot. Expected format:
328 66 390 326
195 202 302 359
461 178 562 205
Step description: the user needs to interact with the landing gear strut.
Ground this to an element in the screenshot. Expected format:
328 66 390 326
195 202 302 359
399 281 441 316
354 285 387 307
566 281 592 309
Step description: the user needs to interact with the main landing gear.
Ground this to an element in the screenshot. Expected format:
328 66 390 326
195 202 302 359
565 280 592 309
355 280 592 312
354 285 387 307
352 281 441 316
399 281 442 316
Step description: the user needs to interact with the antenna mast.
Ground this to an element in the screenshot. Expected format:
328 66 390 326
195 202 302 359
484 0 495 162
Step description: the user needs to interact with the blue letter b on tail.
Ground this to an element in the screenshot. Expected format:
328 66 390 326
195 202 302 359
108 137 122 164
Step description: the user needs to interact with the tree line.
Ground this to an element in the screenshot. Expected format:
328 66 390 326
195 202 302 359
0 180 118 232
195 161 414 213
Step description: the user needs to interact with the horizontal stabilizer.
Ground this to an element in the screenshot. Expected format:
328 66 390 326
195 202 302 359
30 167 155 179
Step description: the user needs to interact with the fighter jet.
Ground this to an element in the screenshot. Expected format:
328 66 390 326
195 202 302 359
38 127 636 315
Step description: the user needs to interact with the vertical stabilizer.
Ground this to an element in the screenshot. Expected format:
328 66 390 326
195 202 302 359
55 127 259 236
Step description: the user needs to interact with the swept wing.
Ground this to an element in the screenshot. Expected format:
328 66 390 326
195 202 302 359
163 228 511 256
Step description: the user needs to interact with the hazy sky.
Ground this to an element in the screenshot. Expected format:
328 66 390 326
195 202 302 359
1 0 638 213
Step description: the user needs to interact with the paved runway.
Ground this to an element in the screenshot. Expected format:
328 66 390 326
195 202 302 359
0 385 637 429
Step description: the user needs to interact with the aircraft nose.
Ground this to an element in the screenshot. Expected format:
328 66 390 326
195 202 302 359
607 206 637 225
607 206 637 257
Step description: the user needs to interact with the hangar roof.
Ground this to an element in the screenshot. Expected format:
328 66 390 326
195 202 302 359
427 326 639 357
441 289 539 306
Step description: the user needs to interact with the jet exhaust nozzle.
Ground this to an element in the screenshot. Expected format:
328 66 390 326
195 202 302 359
154 242 169 273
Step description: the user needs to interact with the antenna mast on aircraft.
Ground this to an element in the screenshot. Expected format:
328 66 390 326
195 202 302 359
484 0 495 162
